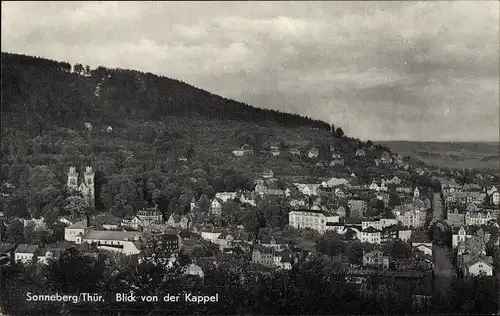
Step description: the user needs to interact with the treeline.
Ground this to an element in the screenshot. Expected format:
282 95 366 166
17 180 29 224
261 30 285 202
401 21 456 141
1 248 497 316
1 52 332 133
1 52 71 72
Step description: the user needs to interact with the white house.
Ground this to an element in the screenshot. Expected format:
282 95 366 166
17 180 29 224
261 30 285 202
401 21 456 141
463 258 494 277
361 227 381 244
210 199 222 216
184 263 204 278
64 220 90 242
215 192 237 203
412 242 433 257
289 210 327 233
77 230 142 256
200 228 224 243
14 244 39 264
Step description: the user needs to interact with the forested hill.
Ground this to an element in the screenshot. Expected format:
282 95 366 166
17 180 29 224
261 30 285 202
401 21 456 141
1 52 331 132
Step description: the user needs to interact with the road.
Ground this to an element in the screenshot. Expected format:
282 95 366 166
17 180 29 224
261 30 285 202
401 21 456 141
432 245 455 296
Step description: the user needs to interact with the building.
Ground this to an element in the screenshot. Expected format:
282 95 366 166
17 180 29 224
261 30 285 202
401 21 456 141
289 210 327 233
395 205 427 228
200 227 225 243
452 226 472 248
465 211 495 226
361 227 381 244
167 214 192 230
361 218 397 231
295 183 321 196
14 244 39 264
64 219 91 242
308 148 319 158
412 242 433 257
67 166 95 208
355 149 366 157
252 246 275 268
121 216 142 230
210 199 222 216
36 247 65 265
348 199 367 218
462 256 494 277
184 263 204 278
446 208 465 228
363 250 389 269
77 230 142 256
289 148 301 156
136 208 163 226
215 192 237 203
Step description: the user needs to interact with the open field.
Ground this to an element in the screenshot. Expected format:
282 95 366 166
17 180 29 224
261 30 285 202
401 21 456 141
381 141 500 170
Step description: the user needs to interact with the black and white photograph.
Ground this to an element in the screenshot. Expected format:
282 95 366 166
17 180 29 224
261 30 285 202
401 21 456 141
0 1 499 315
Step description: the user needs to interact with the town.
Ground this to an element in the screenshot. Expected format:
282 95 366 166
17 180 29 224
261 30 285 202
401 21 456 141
1 135 499 314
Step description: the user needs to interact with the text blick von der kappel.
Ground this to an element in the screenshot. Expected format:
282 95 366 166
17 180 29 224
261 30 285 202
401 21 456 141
26 292 220 304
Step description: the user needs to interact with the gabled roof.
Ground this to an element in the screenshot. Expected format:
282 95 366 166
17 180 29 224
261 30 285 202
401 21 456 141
15 244 39 254
362 227 381 233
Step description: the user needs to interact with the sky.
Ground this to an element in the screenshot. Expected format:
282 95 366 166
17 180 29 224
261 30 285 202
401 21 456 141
2 1 499 142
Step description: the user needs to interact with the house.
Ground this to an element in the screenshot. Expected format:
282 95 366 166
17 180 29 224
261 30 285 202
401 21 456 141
261 236 288 251
295 183 321 196
239 192 256 206
361 227 381 244
347 199 367 218
215 192 237 203
330 159 345 166
77 230 142 256
36 247 66 265
355 149 366 157
387 176 402 185
178 156 187 163
446 208 465 228
289 209 327 233
462 256 494 277
252 246 275 268
270 148 280 156
200 227 225 243
273 251 293 270
289 148 301 156
122 216 142 230
210 199 222 216
64 219 91 242
14 244 39 264
412 242 433 257
325 177 349 188
184 263 204 278
262 170 274 179
380 152 391 163
308 148 319 158
325 222 345 234
106 125 113 133
465 211 495 226
136 207 163 226
290 199 306 208
232 149 244 156
84 122 92 130
167 214 192 230
363 250 389 269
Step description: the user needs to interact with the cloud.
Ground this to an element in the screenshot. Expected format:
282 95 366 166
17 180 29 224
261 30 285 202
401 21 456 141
1 1 498 141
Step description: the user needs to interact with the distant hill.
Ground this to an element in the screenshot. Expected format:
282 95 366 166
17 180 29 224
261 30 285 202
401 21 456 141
1 52 332 132
381 141 500 170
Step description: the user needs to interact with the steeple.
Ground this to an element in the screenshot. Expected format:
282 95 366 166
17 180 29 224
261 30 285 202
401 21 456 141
67 166 78 190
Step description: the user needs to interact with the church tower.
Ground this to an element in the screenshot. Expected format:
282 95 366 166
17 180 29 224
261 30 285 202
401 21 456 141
67 167 78 190
83 166 95 208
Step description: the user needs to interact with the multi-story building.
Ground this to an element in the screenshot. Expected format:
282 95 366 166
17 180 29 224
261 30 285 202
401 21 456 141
465 211 495 226
252 246 275 267
288 210 327 233
361 227 381 244
363 250 389 269
446 208 465 228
